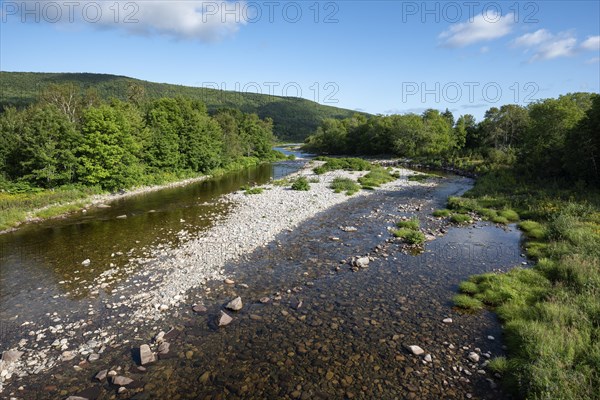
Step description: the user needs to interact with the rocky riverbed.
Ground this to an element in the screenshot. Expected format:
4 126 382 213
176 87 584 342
0 163 524 399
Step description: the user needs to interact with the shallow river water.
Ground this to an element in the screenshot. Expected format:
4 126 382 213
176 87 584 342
0 156 525 399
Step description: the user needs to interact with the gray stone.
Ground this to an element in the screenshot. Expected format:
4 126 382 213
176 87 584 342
408 345 425 356
468 352 480 363
158 342 170 355
112 376 133 386
87 353 99 362
355 257 370 268
66 397 88 400
192 304 207 313
95 369 108 381
226 297 243 311
424 354 432 362
443 318 453 324
139 344 155 365
81 259 91 266
1 350 23 363
218 311 233 326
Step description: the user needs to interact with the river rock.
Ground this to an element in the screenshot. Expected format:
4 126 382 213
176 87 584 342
95 369 108 381
88 353 99 362
158 342 170 355
66 397 88 400
443 318 453 324
226 297 243 311
81 259 91 266
2 350 23 363
139 344 155 365
61 351 76 361
424 354 432 362
192 304 207 313
468 352 480 363
407 345 425 356
224 278 235 285
112 376 133 386
355 257 370 268
259 297 270 304
218 311 233 326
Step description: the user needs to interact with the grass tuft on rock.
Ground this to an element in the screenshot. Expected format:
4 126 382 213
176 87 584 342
330 177 360 195
291 177 310 191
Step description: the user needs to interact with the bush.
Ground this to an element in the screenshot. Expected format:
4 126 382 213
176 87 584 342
459 281 479 295
291 177 310 191
519 220 547 239
408 174 432 182
330 177 360 195
313 157 372 174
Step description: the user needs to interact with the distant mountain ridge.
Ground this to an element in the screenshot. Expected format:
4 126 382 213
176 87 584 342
0 71 365 141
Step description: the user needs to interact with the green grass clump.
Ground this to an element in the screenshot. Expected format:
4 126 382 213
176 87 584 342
408 173 431 182
396 218 420 230
499 209 520 221
272 178 292 186
433 209 451 217
487 357 509 374
291 177 310 191
459 281 479 295
330 177 360 195
450 213 471 224
393 228 426 245
453 294 484 311
519 220 547 239
357 166 395 189
492 215 510 224
244 187 264 195
447 196 479 212
478 208 498 220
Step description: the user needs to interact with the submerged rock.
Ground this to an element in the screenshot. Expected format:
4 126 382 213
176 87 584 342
192 304 208 313
95 369 108 381
1 350 23 363
355 257 370 268
218 311 233 326
81 259 91 266
226 297 243 311
139 344 155 365
468 352 480 363
112 376 133 386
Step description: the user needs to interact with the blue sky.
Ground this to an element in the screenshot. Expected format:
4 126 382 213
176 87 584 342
1 1 599 120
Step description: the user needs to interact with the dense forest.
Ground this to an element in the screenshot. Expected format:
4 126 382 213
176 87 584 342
0 83 282 191
304 92 600 184
0 72 362 141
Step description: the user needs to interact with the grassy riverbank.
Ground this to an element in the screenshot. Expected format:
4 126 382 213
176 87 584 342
0 156 278 233
444 170 600 399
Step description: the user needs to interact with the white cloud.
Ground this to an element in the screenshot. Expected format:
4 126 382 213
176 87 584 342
480 46 490 54
581 36 600 51
586 57 600 64
438 12 514 48
512 29 552 47
513 30 598 62
11 1 247 42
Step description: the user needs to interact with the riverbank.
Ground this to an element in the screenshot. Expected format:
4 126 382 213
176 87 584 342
0 157 282 235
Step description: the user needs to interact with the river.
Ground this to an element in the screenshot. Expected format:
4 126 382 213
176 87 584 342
0 151 524 399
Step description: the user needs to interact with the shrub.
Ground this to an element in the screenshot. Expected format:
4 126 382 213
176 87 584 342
459 281 479 295
291 177 310 191
492 215 510 224
358 166 395 188
330 177 360 195
519 220 547 239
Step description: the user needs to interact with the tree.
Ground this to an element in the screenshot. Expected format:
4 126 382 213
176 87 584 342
521 94 593 176
0 107 22 179
15 104 80 187
564 94 600 183
39 83 82 124
77 103 144 190
454 114 476 150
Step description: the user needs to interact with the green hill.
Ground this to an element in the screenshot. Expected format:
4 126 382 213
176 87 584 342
0 71 364 141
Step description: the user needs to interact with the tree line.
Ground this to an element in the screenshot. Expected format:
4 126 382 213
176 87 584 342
0 84 278 191
304 92 600 183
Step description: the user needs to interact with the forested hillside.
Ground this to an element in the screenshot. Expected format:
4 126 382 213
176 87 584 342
0 71 361 141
